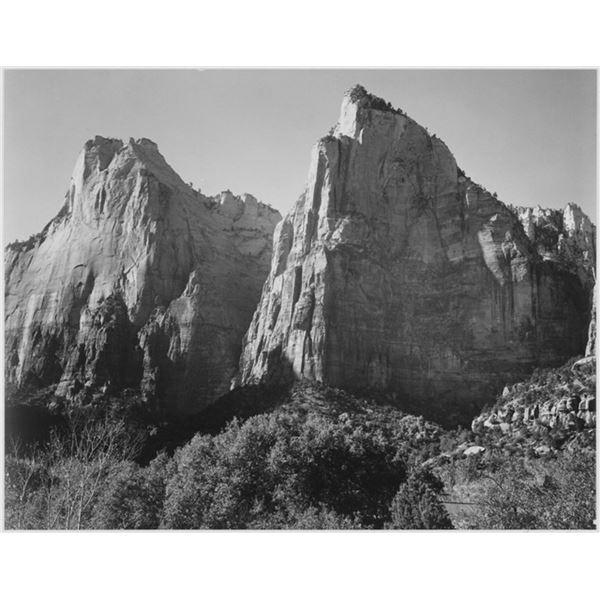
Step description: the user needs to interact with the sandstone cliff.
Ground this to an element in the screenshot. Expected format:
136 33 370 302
514 203 595 291
5 136 281 413
237 85 595 419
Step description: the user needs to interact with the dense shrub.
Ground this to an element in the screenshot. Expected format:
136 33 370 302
91 453 171 529
438 449 596 530
474 451 596 529
388 470 453 529
163 410 412 529
347 84 404 115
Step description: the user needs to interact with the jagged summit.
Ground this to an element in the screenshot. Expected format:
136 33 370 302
344 84 404 115
513 202 595 273
83 135 159 151
68 136 279 219
71 135 192 203
79 136 165 174
330 84 409 141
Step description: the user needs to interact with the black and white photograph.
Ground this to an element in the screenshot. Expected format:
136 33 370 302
1 5 599 594
3 68 596 532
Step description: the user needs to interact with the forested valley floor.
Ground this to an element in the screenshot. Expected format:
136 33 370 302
5 358 596 530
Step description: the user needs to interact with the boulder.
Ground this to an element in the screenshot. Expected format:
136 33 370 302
463 445 486 456
535 445 552 456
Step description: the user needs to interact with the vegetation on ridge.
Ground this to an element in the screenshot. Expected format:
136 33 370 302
347 84 405 115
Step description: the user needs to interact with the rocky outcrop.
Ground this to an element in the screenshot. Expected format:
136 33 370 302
237 85 595 419
514 203 595 291
5 136 281 413
471 357 596 437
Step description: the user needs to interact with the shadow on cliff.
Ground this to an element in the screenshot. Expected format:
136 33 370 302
5 404 68 450
3 365 505 465
5 383 67 451
4 378 481 464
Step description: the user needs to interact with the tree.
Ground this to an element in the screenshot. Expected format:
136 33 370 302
387 469 453 529
5 416 143 529
473 452 596 529
162 409 411 529
91 452 170 529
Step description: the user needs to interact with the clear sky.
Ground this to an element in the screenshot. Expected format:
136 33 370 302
3 69 597 243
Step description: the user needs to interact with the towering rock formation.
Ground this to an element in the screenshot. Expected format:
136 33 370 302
515 204 597 358
5 136 281 413
237 85 595 418
514 204 595 290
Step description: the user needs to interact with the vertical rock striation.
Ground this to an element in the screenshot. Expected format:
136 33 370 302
237 85 595 419
514 203 595 290
5 137 281 413
585 284 596 357
514 204 596 359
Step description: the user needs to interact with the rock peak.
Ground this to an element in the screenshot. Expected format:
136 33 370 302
344 83 369 100
334 86 408 140
238 89 594 424
343 84 404 115
126 137 162 155
80 136 123 172
563 202 594 230
81 136 164 163
83 136 161 152
5 136 282 414
85 135 123 149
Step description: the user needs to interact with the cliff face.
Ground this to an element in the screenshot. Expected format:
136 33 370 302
514 204 596 358
586 284 596 357
5 136 281 413
514 203 595 288
237 86 595 417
